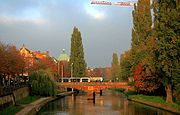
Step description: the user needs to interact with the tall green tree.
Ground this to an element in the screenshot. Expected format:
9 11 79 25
70 27 87 77
119 50 132 81
111 52 119 81
131 0 163 93
156 0 180 103
131 0 152 71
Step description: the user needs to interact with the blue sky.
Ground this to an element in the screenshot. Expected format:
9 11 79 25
0 0 134 67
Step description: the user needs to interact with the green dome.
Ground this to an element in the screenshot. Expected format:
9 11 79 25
58 49 69 61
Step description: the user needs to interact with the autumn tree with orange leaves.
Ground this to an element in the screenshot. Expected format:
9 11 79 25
133 63 160 92
0 42 25 86
30 57 57 73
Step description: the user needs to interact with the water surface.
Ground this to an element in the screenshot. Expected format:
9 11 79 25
38 90 176 115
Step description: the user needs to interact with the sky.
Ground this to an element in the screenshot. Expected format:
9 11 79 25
0 0 134 68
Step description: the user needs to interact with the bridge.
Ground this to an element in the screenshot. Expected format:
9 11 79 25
58 82 134 100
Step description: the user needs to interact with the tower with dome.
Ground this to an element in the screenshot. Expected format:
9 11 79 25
57 49 69 62
57 49 70 78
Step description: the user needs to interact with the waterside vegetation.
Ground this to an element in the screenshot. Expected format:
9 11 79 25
0 96 40 115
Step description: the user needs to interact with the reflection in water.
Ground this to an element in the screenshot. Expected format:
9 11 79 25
37 90 176 115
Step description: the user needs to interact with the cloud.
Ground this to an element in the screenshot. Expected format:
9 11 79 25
84 4 106 20
0 0 55 26
0 3 47 25
94 11 105 20
0 15 46 25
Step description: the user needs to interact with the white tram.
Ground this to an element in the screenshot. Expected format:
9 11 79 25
60 77 103 82
60 77 90 82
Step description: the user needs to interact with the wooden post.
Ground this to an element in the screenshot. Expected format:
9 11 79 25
100 90 103 96
93 92 95 99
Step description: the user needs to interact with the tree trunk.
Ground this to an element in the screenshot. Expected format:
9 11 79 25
166 84 173 103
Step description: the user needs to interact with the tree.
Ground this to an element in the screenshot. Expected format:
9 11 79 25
70 27 87 77
133 62 161 93
29 69 57 96
131 0 152 72
111 52 119 81
119 50 132 81
31 57 57 73
156 0 180 103
130 0 164 94
0 42 25 86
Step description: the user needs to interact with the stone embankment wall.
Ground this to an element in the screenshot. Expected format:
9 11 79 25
0 87 29 110
0 94 15 109
13 87 29 101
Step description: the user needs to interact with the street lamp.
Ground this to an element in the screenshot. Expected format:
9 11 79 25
61 64 64 83
71 63 73 78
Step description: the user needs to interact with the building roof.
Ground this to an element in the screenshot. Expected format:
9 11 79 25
57 49 69 62
19 44 49 60
19 44 33 57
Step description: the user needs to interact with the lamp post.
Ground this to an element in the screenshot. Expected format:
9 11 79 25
61 64 64 83
71 63 73 78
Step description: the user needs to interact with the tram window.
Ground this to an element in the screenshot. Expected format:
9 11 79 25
77 79 80 82
70 79 76 82
82 79 88 82
63 79 69 82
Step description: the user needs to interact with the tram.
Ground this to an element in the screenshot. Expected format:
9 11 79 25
60 77 103 82
60 77 90 82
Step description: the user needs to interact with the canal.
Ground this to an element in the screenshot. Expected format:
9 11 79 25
37 90 176 115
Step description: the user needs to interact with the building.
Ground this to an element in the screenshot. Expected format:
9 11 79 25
86 67 112 81
19 44 50 76
58 49 69 62
19 44 49 60
57 49 70 78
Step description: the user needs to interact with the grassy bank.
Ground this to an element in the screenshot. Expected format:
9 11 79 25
112 88 180 113
0 96 40 115
16 95 41 105
0 105 22 115
111 88 137 96
129 95 180 111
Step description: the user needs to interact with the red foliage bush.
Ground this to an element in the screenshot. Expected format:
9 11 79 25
133 63 160 92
